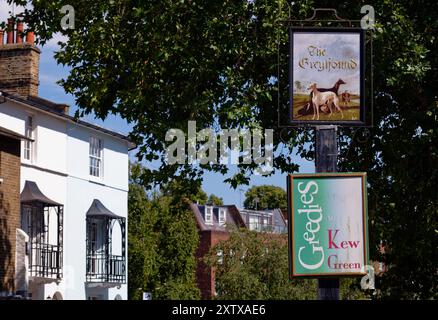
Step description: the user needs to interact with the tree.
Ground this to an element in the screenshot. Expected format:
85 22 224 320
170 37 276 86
206 194 224 206
244 185 286 210
206 228 365 300
294 80 302 92
128 163 200 300
14 0 438 299
128 179 159 300
10 0 300 188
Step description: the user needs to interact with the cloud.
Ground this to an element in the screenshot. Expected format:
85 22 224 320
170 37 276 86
0 1 12 23
0 0 67 51
0 1 28 23
292 31 361 94
43 32 69 50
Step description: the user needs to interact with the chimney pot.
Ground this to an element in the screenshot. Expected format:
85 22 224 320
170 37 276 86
26 31 35 44
0 26 41 97
16 21 24 44
7 18 14 44
0 30 4 45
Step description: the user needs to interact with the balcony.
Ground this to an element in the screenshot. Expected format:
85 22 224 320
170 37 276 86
247 222 287 234
85 199 126 285
28 243 62 279
86 253 126 283
20 181 63 281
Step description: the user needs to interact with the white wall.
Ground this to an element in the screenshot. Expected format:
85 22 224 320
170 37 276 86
2 99 129 300
65 177 128 300
66 123 129 191
33 113 67 173
0 101 68 173
0 101 27 135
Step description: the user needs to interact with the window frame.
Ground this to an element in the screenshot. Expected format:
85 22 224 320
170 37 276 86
218 208 227 226
249 216 260 231
23 115 35 163
205 206 213 225
89 136 104 179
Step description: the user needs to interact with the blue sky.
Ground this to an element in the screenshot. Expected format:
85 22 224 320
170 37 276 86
293 32 361 94
1 1 314 206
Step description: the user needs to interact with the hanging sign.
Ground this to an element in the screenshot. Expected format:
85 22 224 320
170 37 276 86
287 173 369 277
289 28 365 125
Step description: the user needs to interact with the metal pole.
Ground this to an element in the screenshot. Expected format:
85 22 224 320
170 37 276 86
315 125 340 300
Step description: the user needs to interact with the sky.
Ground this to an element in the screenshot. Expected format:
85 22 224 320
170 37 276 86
1 1 314 206
293 31 361 94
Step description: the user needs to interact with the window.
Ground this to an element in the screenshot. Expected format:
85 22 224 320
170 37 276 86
89 222 98 254
89 137 103 178
23 115 34 161
261 217 270 231
249 216 259 231
218 209 227 226
205 207 213 225
88 222 98 274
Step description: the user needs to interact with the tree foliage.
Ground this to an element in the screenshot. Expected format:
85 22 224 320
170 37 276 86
244 185 286 210
12 0 438 299
128 163 200 300
206 228 316 300
206 228 365 300
206 194 224 206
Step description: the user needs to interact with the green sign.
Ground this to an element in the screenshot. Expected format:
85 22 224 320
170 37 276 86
287 173 369 277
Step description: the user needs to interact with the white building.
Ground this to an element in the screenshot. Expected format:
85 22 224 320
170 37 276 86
0 21 132 300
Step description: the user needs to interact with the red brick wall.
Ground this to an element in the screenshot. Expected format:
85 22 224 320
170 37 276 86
0 43 40 97
0 136 21 294
195 230 229 299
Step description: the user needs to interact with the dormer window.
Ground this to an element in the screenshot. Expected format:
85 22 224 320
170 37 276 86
219 208 227 226
205 206 213 225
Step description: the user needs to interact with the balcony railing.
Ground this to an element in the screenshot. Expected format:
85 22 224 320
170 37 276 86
86 254 126 283
247 223 287 234
29 243 62 279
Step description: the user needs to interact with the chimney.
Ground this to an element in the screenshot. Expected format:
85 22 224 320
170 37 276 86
7 18 14 44
16 21 24 44
26 32 35 44
0 19 41 98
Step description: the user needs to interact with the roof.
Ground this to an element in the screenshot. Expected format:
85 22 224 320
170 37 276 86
239 208 287 234
1 91 136 150
190 204 245 232
0 126 33 141
86 199 123 219
20 180 61 206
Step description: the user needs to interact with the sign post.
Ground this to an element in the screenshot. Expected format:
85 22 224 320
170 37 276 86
315 126 339 300
286 14 370 300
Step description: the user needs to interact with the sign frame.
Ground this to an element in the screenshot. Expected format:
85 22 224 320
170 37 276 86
287 172 369 278
289 27 366 126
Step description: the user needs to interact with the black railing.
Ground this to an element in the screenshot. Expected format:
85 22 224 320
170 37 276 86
86 254 126 283
29 243 62 279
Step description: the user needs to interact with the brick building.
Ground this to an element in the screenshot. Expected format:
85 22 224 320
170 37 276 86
191 203 288 299
0 126 30 296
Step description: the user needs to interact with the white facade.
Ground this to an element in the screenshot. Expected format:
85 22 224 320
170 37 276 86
0 97 130 300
